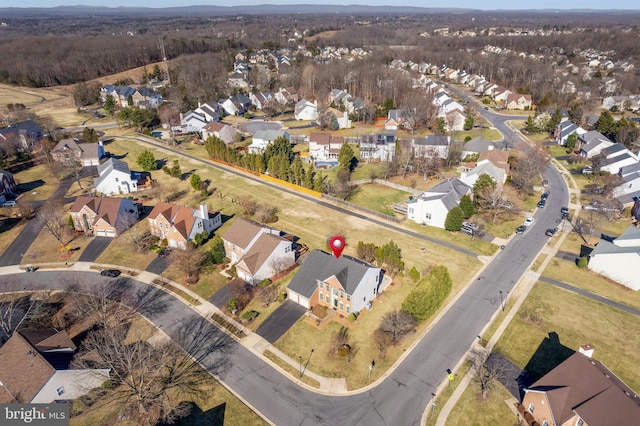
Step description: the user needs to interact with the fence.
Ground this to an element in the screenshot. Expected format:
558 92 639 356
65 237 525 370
321 193 405 223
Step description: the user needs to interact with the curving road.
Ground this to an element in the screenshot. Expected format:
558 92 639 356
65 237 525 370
0 159 567 426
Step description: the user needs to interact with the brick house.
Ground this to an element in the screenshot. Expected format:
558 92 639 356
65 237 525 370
70 196 140 237
51 138 105 166
0 169 17 203
518 344 640 426
147 202 221 249
287 249 385 313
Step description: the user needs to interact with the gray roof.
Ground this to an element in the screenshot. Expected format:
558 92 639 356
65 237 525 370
463 137 495 153
557 121 582 138
413 135 450 146
97 158 130 176
419 178 472 211
287 250 377 298
619 162 640 178
601 143 628 157
253 129 288 141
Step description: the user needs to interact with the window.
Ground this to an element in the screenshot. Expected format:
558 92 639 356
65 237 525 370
425 213 431 220
332 288 338 296
346 306 350 314
319 292 323 301
285 246 291 253
576 419 584 426
325 295 329 303
346 295 350 302
339 302 343 310
318 282 322 289
56 386 65 396
115 177 119 182
542 421 548 426
325 284 329 292
528 403 534 414
339 291 344 298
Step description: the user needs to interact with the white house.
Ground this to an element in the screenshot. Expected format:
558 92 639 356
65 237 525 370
93 158 138 195
588 226 640 291
294 99 319 121
201 122 236 145
579 130 615 158
248 130 290 155
460 163 506 188
359 133 396 162
308 133 345 165
287 249 385 312
221 218 295 285
597 144 639 175
412 135 450 160
554 121 587 145
407 178 473 228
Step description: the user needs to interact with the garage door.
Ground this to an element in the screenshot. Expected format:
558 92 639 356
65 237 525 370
96 230 115 237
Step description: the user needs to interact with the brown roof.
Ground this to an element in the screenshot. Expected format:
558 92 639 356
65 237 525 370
148 202 197 240
222 218 265 250
310 133 331 145
20 329 77 352
237 233 287 274
203 121 226 132
478 150 510 174
70 196 127 228
51 138 100 161
527 352 640 425
0 333 55 402
51 138 81 153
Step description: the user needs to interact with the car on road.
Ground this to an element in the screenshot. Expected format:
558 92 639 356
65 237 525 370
537 200 546 208
545 228 558 237
524 217 535 227
100 269 121 277
560 206 569 219
541 191 550 200
484 106 489 110
516 225 527 234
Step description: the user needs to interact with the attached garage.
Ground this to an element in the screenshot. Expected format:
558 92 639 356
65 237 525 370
286 289 309 309
95 229 115 237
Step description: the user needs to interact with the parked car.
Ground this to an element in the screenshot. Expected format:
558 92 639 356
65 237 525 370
516 225 527 234
582 166 593 175
541 191 550 200
560 206 569 219
524 217 535 227
100 269 121 277
1 200 16 207
545 228 558 237
537 200 546 208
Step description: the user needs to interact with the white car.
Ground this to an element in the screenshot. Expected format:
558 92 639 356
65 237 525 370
524 217 535 227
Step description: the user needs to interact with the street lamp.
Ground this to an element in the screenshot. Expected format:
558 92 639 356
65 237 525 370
500 290 504 311
298 356 303 378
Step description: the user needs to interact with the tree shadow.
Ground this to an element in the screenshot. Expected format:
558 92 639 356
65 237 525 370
160 401 226 426
16 179 45 192
517 332 575 400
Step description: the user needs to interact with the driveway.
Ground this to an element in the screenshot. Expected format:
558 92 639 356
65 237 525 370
146 255 167 275
208 278 247 309
78 236 113 262
255 300 306 344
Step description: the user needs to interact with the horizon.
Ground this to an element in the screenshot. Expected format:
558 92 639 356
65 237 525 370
3 1 639 11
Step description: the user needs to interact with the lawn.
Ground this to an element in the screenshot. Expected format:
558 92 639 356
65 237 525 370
493 281 640 392
13 163 60 202
95 220 159 271
446 380 516 426
348 182 412 215
22 226 95 265
454 127 503 142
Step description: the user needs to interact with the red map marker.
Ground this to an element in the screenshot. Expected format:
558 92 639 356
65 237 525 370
329 236 345 258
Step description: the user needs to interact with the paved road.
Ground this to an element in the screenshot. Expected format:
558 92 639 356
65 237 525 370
121 135 479 259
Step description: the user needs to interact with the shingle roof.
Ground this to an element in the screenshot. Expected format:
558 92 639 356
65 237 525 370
221 218 265 250
527 351 640 425
19 329 77 352
148 202 200 240
0 333 55 402
287 249 378 297
70 196 128 228
97 157 130 176
237 233 288 275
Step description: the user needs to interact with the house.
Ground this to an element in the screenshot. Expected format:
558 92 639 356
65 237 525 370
519 344 640 426
0 120 43 151
70 196 139 237
385 110 413 130
100 85 162 108
0 331 109 404
221 218 295 285
308 133 345 165
147 202 222 249
0 169 17 204
51 138 105 166
179 110 208 134
406 178 473 228
201 122 236 145
506 94 532 110
493 87 512 105
359 133 396 162
554 121 587 146
613 163 640 208
287 249 384 313
439 106 466 131
460 149 509 187
294 99 318 121
461 137 500 159
412 135 451 160
317 107 351 129
249 92 274 110
219 95 252 116
248 130 290 155
195 101 222 122
93 158 138 195
588 225 640 290
578 131 615 159
227 71 250 89
595 144 639 175
274 87 298 105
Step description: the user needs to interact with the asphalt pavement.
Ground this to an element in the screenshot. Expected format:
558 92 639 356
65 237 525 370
78 236 112 262
255 300 306 344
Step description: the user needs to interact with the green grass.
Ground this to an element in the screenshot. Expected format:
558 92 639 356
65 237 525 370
454 128 503 142
348 183 411 215
263 350 321 388
446 380 516 426
493 281 640 392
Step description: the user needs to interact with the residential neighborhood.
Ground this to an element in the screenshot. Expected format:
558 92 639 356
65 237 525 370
1 6 640 426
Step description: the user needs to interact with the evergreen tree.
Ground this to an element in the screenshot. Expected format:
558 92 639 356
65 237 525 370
459 194 475 219
313 173 325 192
304 163 315 189
210 236 226 264
546 108 563 132
329 114 340 130
136 149 157 171
566 133 578 150
104 94 115 117
170 160 181 178
463 116 474 131
376 240 404 277
338 143 357 172
445 206 464 231
82 127 99 143
594 110 618 140
402 265 452 323
189 173 202 191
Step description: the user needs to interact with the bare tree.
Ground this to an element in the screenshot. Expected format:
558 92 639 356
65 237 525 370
373 328 393 359
468 347 509 400
168 244 205 280
0 287 51 342
510 144 549 196
66 278 136 329
64 158 84 189
259 285 279 307
377 310 416 345
39 196 71 247
72 317 233 425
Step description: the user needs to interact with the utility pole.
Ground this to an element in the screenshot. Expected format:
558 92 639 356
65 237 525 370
158 37 171 85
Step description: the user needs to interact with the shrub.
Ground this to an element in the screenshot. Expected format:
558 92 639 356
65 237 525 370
228 298 239 312
577 256 588 268
347 312 357 323
241 310 259 322
259 278 272 287
408 266 420 282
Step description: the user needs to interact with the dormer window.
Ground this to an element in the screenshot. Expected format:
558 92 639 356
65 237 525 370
56 386 65 396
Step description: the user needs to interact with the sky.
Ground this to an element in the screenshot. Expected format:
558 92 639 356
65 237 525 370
6 1 639 10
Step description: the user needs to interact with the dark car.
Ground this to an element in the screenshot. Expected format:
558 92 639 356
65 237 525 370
561 206 569 219
537 200 546 208
484 106 489 110
100 269 121 277
545 228 558 237
516 225 527 234
541 191 550 200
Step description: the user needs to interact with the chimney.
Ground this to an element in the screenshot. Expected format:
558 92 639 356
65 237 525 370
488 144 494 151
199 203 208 219
579 344 594 358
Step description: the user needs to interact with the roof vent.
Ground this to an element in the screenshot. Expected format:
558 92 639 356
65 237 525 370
579 344 595 358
